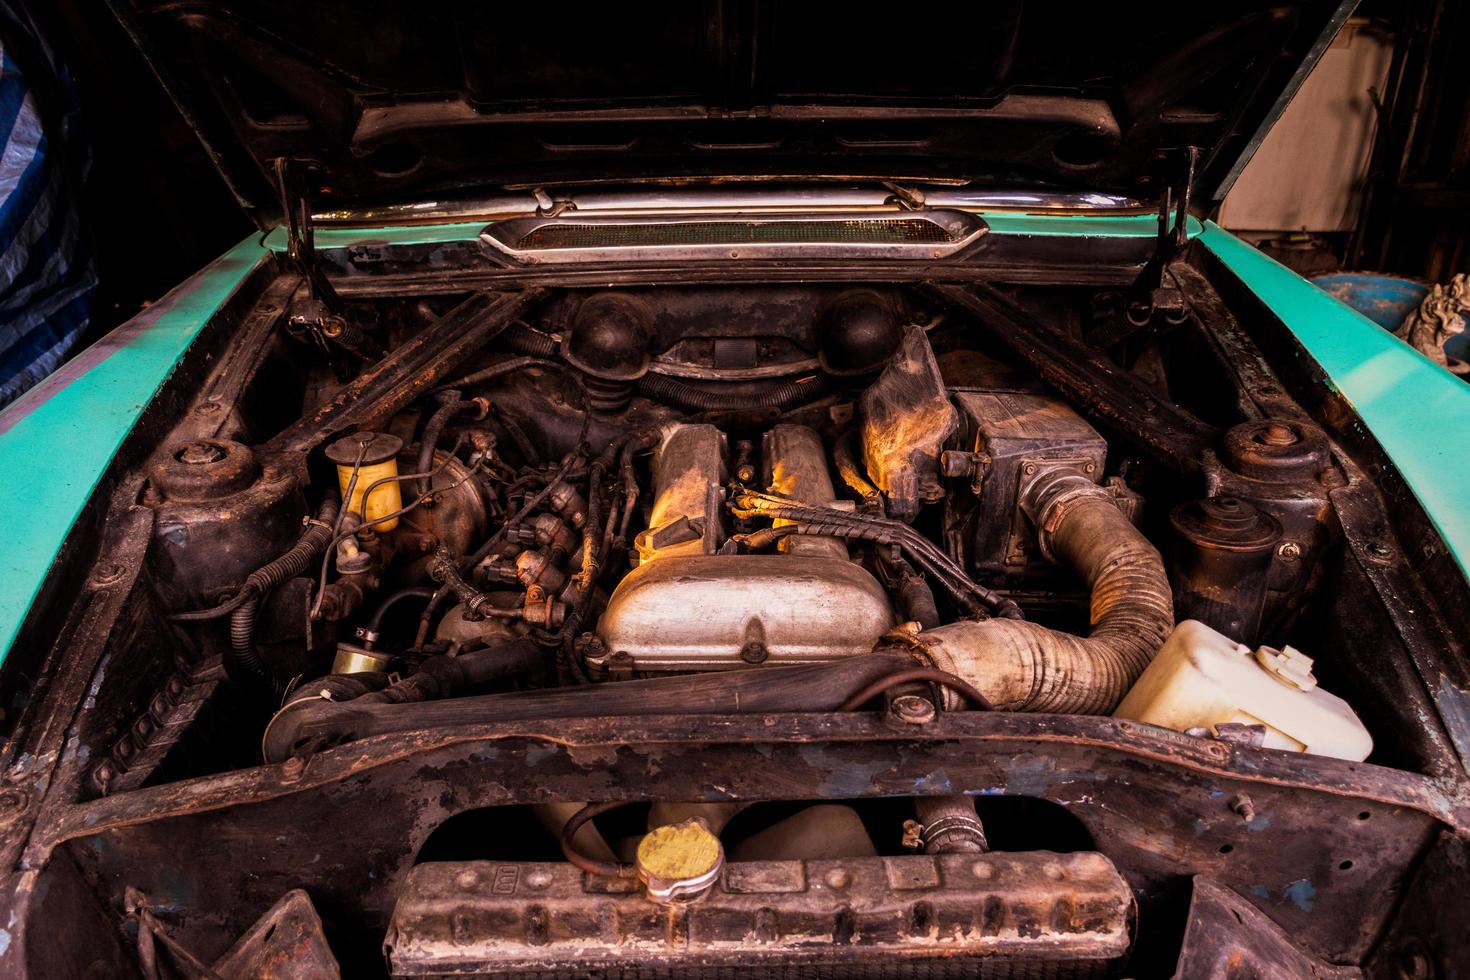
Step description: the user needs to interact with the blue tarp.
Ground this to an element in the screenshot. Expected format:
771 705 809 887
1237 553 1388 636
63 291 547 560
0 7 95 410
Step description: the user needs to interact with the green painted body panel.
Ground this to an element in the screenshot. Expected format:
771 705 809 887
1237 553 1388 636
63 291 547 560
0 237 267 663
0 213 1464 669
262 222 489 251
1199 221 1470 581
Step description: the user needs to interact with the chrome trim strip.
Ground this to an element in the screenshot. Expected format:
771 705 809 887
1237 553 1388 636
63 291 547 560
314 187 1141 226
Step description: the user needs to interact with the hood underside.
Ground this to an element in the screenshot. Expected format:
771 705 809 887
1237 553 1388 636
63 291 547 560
110 1 1354 224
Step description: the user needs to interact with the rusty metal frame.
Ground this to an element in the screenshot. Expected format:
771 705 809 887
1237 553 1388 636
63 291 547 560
12 710 1465 970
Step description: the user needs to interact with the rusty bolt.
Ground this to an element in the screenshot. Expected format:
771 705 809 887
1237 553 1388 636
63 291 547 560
740 642 768 665
1229 794 1256 822
92 561 126 587
281 756 306 781
177 441 225 465
1277 542 1302 561
1259 422 1299 447
575 634 608 665
891 694 937 725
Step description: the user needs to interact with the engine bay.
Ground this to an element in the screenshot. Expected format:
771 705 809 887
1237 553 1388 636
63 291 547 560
6 249 1467 978
143 282 1351 769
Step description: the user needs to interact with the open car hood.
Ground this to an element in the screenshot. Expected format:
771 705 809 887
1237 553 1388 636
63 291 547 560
109 0 1355 225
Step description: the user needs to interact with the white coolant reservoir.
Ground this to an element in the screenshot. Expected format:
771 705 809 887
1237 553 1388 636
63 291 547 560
1114 620 1372 761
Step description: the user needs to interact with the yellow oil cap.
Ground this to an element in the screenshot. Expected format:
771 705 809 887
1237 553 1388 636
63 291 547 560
325 432 404 532
636 818 724 903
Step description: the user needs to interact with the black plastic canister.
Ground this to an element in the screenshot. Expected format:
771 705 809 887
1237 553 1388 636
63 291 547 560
1168 495 1283 645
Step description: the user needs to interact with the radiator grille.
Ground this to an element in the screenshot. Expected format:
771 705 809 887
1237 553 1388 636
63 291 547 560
465 959 1111 979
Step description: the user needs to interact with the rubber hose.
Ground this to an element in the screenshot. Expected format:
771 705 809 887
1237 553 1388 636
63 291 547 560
262 652 919 762
636 372 828 412
360 639 544 704
909 468 1173 714
501 322 559 358
415 391 481 497
366 586 437 635
897 570 942 630
228 497 340 678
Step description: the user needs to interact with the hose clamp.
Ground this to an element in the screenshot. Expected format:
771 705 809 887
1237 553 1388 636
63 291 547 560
1021 467 1112 564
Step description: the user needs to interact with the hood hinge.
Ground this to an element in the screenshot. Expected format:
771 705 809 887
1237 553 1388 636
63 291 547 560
1117 146 1199 328
882 181 928 211
273 160 384 377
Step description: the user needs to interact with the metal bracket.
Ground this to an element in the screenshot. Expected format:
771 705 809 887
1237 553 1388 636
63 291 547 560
1130 146 1198 322
882 181 928 211
273 159 389 377
532 187 575 217
1089 147 1199 347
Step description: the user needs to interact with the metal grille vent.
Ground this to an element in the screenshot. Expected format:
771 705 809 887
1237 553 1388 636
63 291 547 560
481 209 988 263
515 217 957 250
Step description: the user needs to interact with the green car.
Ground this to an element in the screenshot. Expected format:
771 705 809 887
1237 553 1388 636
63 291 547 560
0 2 1467 977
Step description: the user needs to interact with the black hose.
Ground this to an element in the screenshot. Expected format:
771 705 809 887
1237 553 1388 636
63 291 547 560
365 586 437 635
899 575 942 629
361 639 544 704
439 356 592 464
228 596 268 677
836 667 993 712
884 557 941 629
732 490 1022 620
415 390 482 497
227 497 339 678
502 322 559 358
636 372 829 413
560 802 638 879
262 652 920 762
166 590 252 622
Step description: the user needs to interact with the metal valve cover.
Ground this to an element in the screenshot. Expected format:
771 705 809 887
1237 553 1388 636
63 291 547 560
595 554 896 672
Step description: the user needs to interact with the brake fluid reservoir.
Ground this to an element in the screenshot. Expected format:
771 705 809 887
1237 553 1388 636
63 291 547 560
326 432 404 532
1114 620 1372 761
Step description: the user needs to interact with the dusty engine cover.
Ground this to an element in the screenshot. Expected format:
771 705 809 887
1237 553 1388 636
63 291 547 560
595 553 895 671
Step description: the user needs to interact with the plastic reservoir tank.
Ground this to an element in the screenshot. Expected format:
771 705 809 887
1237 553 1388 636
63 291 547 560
1114 620 1372 761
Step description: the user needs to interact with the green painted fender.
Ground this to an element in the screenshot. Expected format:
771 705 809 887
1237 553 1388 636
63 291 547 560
0 236 267 663
1199 221 1470 584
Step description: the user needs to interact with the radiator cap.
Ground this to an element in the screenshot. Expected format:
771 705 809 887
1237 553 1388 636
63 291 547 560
636 818 724 903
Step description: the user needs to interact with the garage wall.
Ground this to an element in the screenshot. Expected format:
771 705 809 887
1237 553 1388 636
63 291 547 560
1219 19 1393 236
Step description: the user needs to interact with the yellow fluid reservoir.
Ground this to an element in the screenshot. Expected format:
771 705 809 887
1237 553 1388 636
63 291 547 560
1115 619 1372 761
325 432 404 531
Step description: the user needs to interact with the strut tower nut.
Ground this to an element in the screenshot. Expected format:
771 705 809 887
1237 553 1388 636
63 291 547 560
636 818 724 904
